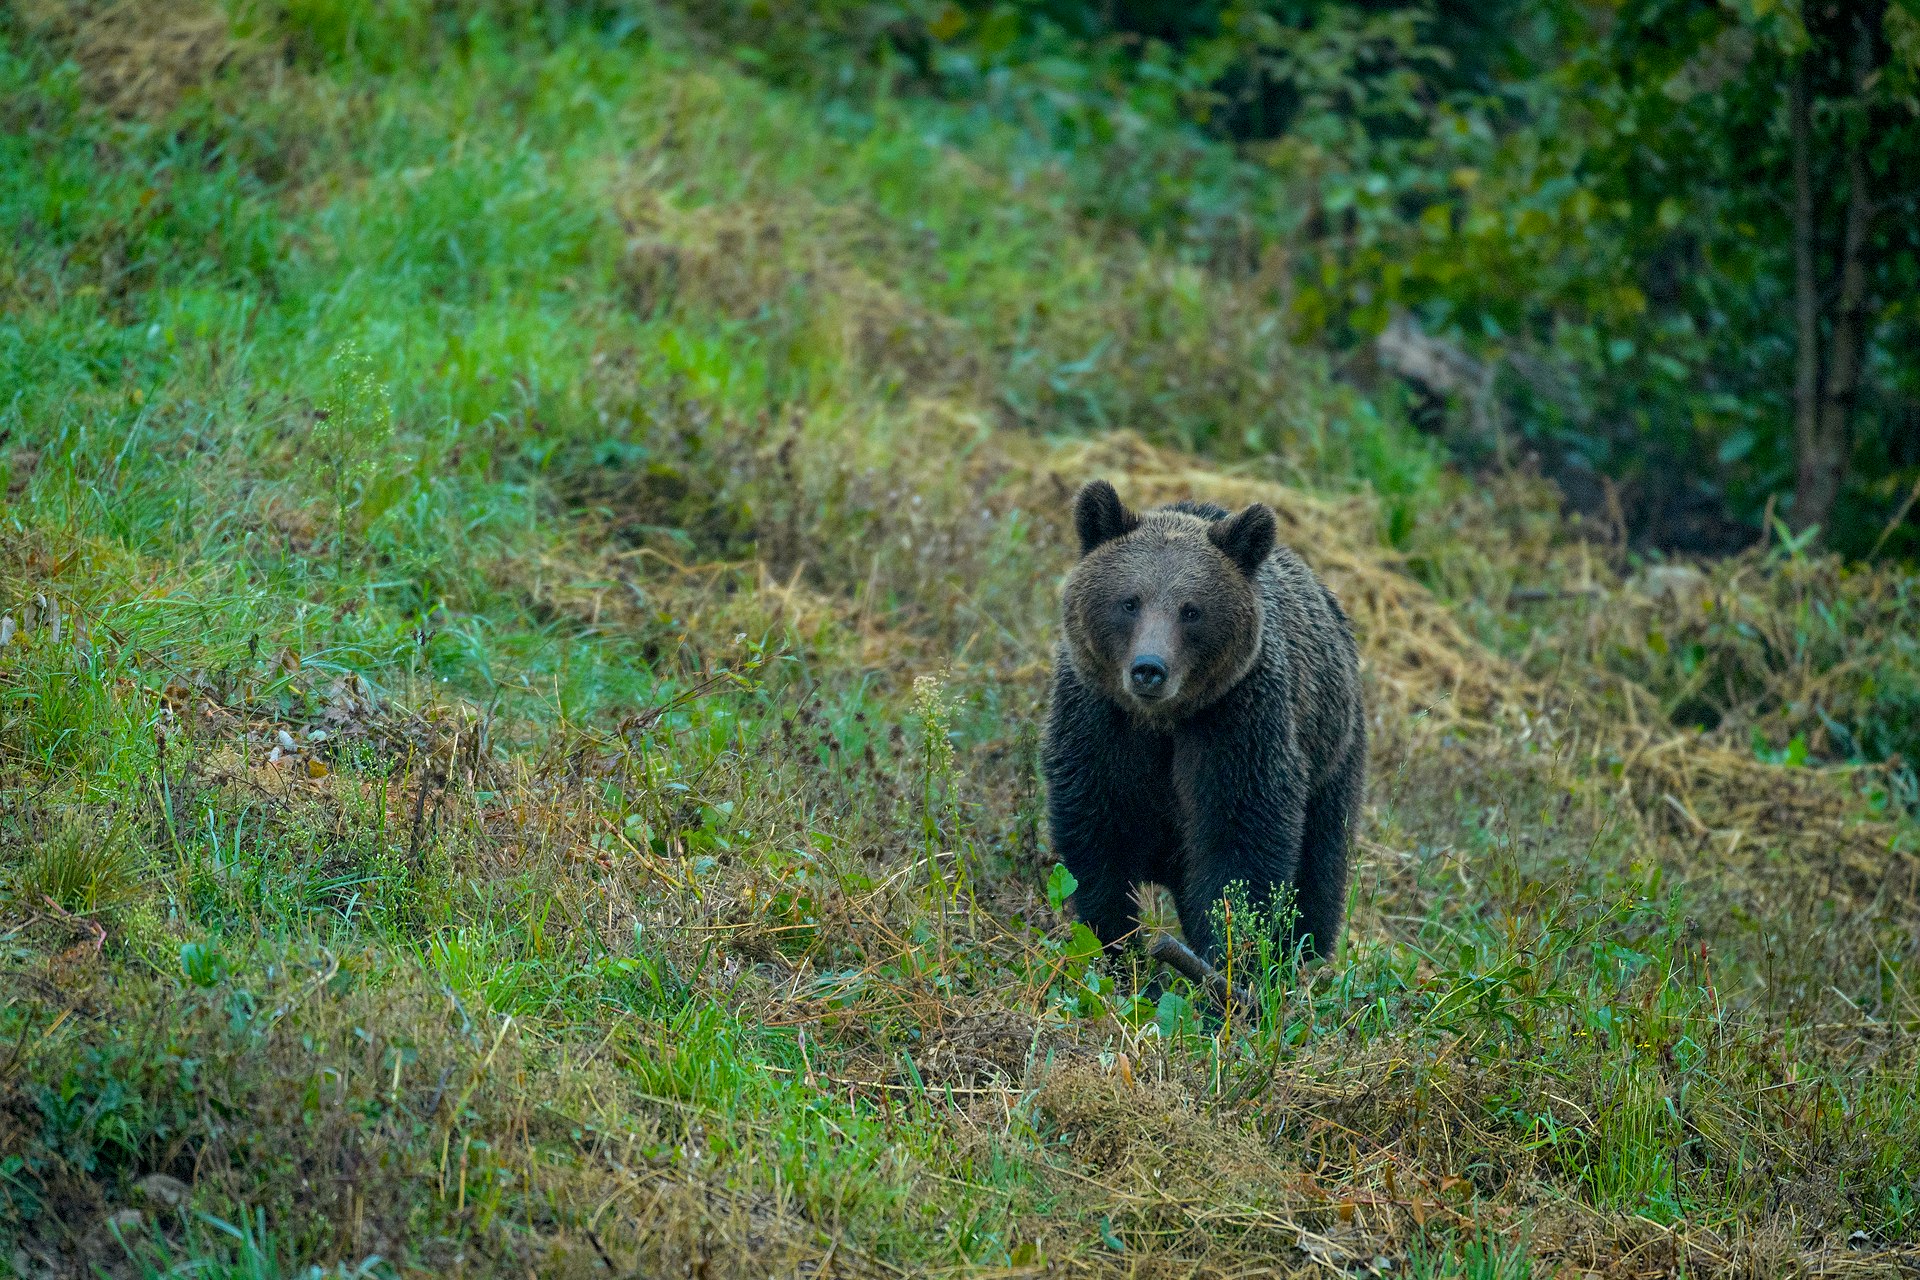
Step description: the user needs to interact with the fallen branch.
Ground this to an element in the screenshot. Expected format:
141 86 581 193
1149 933 1256 1017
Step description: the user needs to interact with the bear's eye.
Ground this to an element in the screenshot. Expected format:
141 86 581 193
1180 604 1202 623
1121 597 1139 615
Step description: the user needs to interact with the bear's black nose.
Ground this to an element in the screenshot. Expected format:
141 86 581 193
1129 656 1168 695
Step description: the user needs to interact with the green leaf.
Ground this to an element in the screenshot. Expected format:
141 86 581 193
1046 862 1079 913
180 941 226 989
1156 989 1195 1039
1063 923 1103 966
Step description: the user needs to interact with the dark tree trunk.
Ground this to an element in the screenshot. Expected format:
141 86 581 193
1792 14 1877 537
1789 54 1823 531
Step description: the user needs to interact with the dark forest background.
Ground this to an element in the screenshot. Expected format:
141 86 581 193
648 0 1920 558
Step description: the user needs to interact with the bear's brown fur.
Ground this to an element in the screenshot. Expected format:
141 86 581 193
1042 479 1366 964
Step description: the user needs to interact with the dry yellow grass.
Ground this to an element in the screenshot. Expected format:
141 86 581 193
13 0 274 117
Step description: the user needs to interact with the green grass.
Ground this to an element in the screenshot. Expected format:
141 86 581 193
1 3 1917 1277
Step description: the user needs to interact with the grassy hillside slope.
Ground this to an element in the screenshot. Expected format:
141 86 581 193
2 5 1918 1277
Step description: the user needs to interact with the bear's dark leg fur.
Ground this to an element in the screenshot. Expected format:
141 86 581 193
1292 737 1364 960
1175 836 1303 968
1063 852 1139 948
1044 660 1175 951
1169 709 1307 965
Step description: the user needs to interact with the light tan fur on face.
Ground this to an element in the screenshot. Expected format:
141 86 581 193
1063 509 1264 726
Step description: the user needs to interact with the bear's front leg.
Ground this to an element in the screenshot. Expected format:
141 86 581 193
1042 660 1172 952
1062 852 1139 950
1172 711 1306 967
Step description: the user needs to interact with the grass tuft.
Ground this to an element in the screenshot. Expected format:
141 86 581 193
16 810 142 920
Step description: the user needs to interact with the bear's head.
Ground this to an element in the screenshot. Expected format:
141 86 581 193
1061 479 1276 725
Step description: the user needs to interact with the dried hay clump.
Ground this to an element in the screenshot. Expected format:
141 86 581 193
1031 1062 1409 1274
1036 1061 1266 1189
16 0 277 118
613 186 979 396
1581 725 1915 909
589 1177 893 1280
919 1008 1074 1088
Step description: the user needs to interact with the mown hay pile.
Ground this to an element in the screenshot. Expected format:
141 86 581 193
14 0 275 118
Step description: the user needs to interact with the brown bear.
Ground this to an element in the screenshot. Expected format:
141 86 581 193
1042 479 1365 966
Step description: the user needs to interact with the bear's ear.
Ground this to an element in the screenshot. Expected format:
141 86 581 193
1073 480 1138 555
1209 502 1276 578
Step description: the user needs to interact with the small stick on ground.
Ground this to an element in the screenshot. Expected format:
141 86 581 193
1150 933 1256 1017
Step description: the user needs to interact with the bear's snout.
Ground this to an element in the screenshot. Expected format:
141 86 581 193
1128 655 1169 696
